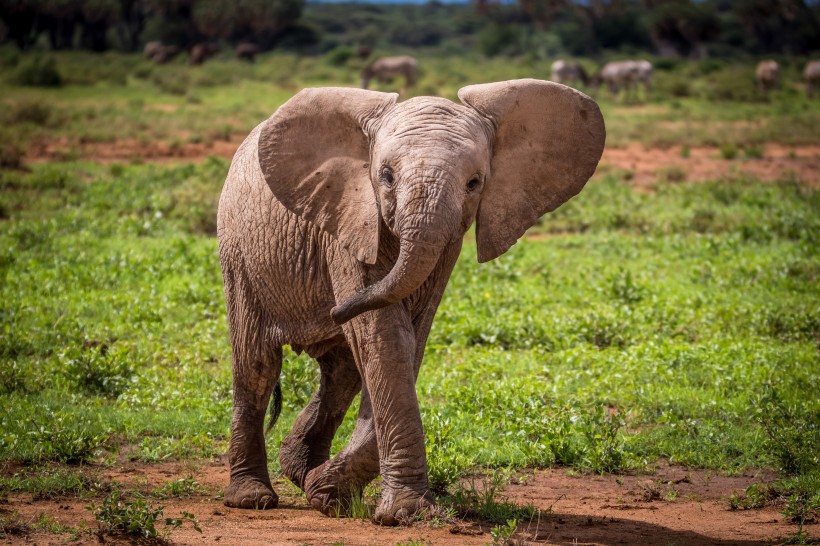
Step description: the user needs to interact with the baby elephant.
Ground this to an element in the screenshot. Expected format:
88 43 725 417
217 79 605 524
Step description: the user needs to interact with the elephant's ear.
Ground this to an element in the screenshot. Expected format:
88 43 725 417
458 79 605 263
258 87 398 264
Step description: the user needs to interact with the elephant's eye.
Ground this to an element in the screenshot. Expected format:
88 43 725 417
466 175 482 193
379 166 395 188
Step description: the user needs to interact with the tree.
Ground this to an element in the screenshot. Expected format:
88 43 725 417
648 0 720 57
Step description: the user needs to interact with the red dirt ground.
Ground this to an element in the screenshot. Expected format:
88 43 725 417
24 139 820 188
1 459 812 545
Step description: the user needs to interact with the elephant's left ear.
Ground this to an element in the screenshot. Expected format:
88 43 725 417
258 87 398 264
458 79 605 263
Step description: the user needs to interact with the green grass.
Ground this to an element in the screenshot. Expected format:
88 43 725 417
1 159 817 504
1 49 819 156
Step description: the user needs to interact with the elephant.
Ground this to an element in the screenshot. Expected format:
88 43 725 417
756 60 779 92
216 79 605 525
550 59 589 88
804 60 820 98
361 55 418 92
594 59 652 99
235 42 260 62
143 41 180 64
189 42 219 65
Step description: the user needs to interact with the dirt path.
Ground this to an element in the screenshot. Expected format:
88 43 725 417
24 139 820 188
601 143 820 189
2 460 809 545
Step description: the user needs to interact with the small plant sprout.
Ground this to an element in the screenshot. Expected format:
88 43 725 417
87 490 201 539
490 518 518 546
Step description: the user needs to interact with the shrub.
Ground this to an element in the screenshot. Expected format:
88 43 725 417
13 56 62 87
23 412 109 464
477 24 521 57
0 140 24 170
89 490 200 538
744 144 764 159
151 69 189 95
720 143 738 160
753 388 819 476
6 100 53 126
62 343 134 398
324 45 354 67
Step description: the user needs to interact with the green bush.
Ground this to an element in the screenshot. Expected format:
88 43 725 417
324 45 354 67
89 490 200 538
13 56 62 87
5 100 53 126
477 24 521 57
62 344 134 398
0 140 24 170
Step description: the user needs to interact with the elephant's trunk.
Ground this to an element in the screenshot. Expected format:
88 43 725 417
331 193 455 325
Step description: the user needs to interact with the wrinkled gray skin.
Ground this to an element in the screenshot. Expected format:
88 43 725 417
217 79 605 525
756 60 779 92
804 60 820 98
361 56 418 91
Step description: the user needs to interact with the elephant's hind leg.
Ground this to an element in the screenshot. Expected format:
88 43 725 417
280 345 362 491
222 264 281 510
304 385 380 516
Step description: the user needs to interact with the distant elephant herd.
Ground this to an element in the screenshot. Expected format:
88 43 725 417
141 42 820 99
359 56 820 100
143 40 260 65
555 58 820 99
757 59 820 97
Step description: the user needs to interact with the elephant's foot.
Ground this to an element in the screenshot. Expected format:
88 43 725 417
303 461 345 516
373 486 434 526
223 475 278 510
304 457 379 517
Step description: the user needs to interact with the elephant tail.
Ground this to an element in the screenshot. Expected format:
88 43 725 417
264 380 283 436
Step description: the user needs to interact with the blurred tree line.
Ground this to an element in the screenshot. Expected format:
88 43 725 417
0 0 303 51
1 0 819 57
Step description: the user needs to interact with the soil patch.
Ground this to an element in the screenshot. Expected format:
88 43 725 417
24 139 820 189
600 143 820 188
1 460 810 545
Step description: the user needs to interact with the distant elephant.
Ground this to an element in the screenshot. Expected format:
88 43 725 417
550 59 589 88
217 79 605 524
235 42 260 62
804 60 820 98
143 41 180 64
361 55 418 91
595 59 652 99
189 42 219 65
756 60 779 92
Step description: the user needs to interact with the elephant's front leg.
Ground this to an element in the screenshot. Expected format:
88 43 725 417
352 308 432 525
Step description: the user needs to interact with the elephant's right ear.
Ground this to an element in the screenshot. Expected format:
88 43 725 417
258 87 398 264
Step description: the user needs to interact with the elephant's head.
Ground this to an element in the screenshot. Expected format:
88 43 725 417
257 79 605 324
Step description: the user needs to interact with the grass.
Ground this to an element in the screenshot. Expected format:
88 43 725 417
1 162 818 484
0 48 819 159
0 48 818 538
